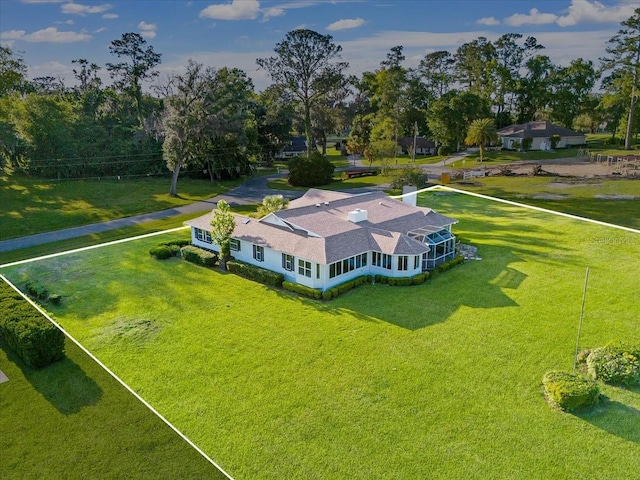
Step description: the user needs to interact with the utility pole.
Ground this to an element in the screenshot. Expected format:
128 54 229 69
411 121 418 162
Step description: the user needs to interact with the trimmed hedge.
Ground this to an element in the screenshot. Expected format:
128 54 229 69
434 255 465 273
283 281 322 299
227 260 284 287
149 245 173 260
180 245 218 267
150 240 188 259
25 279 61 305
586 344 640 386
542 370 600 411
0 281 65 369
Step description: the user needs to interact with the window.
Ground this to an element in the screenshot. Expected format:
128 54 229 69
282 253 294 271
414 255 420 269
195 228 212 244
328 253 369 278
317 264 320 279
298 259 311 277
253 245 264 262
372 251 391 270
398 256 408 271
230 239 241 252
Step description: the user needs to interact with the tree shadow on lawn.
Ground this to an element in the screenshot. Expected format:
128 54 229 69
1 339 103 415
576 393 640 445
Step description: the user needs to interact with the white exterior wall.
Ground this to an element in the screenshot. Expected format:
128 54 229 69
190 228 427 291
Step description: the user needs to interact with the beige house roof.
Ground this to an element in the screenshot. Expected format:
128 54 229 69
186 189 457 265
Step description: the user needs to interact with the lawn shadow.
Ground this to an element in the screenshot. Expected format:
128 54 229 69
576 395 640 445
1 339 103 415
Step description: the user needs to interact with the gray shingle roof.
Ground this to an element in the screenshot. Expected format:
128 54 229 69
185 190 456 265
497 121 584 138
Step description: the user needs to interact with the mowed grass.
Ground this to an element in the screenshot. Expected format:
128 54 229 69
2 194 640 478
0 284 226 478
0 172 242 240
450 177 640 230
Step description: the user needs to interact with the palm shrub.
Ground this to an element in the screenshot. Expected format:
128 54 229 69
465 118 498 162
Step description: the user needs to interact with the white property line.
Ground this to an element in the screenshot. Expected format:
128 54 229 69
0 273 234 480
392 185 640 235
0 225 191 269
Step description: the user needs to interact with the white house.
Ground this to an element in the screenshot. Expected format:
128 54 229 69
497 121 586 150
185 189 457 291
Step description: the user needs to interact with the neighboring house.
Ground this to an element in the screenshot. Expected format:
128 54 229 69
497 121 586 150
186 189 458 291
397 136 436 155
275 136 315 159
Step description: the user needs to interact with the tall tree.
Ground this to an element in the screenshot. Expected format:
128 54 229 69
428 90 491 151
418 50 455 99
549 58 596 128
454 37 496 101
257 29 348 154
0 46 27 96
493 34 544 125
465 118 498 162
515 55 555 123
252 85 295 164
600 7 640 149
106 32 161 128
210 199 235 268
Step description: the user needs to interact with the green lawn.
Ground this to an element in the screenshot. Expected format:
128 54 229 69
0 281 226 479
449 177 640 230
2 193 639 478
267 173 394 192
0 172 242 240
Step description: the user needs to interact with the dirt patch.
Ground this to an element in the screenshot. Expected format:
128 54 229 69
531 193 569 200
595 194 637 200
548 182 602 189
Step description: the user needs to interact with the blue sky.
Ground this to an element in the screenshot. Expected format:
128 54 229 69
1 0 637 91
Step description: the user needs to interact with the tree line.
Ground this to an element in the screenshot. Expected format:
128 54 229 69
0 7 638 194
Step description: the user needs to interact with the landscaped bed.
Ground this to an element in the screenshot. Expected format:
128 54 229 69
1 192 639 479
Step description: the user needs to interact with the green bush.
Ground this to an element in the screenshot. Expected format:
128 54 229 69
438 145 453 156
542 370 600 411
25 279 48 300
149 245 173 260
412 273 429 285
389 166 429 190
282 281 322 299
0 281 65 369
158 239 190 248
586 345 640 386
180 245 218 267
227 260 284 287
322 290 332 300
522 137 533 152
435 255 464 273
288 151 335 187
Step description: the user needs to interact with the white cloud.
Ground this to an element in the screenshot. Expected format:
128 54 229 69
1 27 91 43
61 2 113 15
21 0 64 3
138 21 157 39
505 8 558 26
326 17 365 31
476 16 500 26
102 13 118 19
94 27 107 33
262 7 285 20
199 0 260 20
556 0 637 27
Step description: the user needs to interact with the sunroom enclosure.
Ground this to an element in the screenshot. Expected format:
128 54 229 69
408 226 456 270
